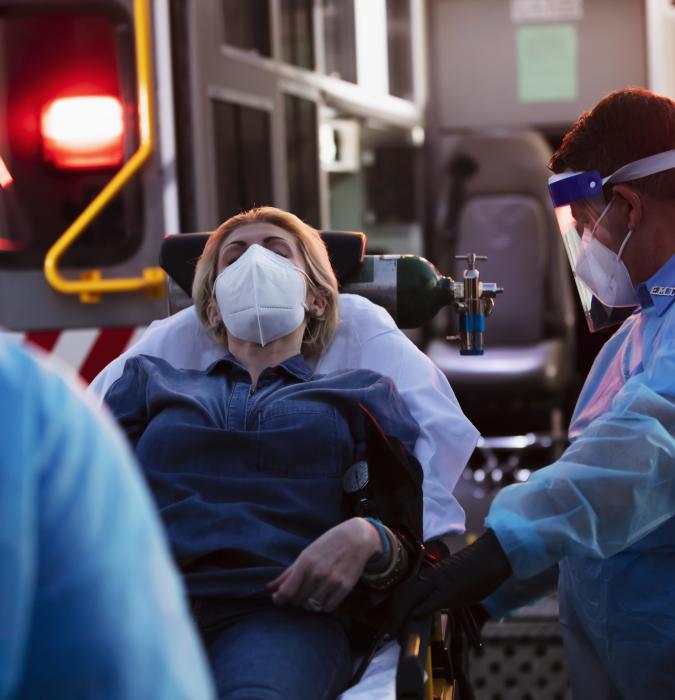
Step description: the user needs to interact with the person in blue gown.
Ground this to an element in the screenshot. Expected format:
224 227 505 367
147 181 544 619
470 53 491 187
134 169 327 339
391 88 675 698
0 335 214 699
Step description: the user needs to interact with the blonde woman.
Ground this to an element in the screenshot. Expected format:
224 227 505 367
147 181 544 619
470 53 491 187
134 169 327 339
104 207 421 700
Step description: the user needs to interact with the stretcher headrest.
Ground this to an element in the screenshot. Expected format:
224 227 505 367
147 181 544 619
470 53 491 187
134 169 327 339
160 230 367 298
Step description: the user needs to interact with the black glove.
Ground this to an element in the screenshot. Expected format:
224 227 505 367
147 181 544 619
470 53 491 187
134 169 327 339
388 529 511 634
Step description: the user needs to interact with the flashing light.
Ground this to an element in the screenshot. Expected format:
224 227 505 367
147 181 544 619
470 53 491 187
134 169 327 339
40 96 124 169
0 155 13 188
0 238 24 252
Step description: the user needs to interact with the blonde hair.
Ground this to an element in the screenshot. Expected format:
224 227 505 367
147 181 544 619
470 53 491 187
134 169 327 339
192 207 339 358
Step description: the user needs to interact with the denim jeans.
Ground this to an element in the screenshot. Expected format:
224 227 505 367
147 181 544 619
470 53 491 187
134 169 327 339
192 598 353 700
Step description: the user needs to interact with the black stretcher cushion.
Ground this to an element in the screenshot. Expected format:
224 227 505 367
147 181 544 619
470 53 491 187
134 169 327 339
160 230 367 298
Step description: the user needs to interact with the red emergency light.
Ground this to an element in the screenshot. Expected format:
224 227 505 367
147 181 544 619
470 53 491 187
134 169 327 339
40 95 124 169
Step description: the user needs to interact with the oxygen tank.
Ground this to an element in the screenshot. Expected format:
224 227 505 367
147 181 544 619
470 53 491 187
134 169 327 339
341 253 502 355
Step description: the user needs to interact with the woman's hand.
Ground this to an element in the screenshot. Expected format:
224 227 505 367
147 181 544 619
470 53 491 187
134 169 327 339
267 517 382 613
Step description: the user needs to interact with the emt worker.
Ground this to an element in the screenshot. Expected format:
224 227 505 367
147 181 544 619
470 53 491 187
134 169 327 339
393 88 675 698
0 336 214 699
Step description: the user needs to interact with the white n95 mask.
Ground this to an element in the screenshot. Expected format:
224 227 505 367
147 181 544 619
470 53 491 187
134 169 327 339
574 200 639 308
214 244 308 346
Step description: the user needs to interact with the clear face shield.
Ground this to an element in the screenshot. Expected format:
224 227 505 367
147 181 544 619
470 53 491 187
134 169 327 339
549 171 631 332
548 149 675 333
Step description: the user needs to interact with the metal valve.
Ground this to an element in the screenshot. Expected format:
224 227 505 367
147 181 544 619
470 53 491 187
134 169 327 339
446 253 503 355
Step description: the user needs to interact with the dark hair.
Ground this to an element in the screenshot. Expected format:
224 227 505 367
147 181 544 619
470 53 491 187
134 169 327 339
549 88 675 200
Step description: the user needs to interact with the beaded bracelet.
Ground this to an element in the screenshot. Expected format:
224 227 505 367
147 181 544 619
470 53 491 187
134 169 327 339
361 524 409 590
362 517 392 573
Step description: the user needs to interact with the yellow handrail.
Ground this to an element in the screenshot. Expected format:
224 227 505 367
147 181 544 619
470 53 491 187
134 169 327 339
43 0 165 303
425 647 434 700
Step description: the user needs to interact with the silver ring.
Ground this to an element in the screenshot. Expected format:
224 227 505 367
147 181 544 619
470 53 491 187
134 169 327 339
305 597 324 613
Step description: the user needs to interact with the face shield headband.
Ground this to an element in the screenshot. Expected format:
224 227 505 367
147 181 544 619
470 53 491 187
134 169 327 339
548 148 675 332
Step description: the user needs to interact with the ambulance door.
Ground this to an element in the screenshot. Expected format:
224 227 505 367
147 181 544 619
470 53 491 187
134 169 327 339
0 0 168 343
176 0 319 232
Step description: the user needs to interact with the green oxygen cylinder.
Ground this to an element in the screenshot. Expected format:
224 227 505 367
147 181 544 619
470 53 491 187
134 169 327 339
340 254 455 328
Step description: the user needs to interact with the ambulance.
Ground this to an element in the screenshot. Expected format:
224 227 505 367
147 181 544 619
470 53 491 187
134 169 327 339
1 0 429 380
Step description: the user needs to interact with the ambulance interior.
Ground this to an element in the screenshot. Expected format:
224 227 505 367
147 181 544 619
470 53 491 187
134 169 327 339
1 1 675 697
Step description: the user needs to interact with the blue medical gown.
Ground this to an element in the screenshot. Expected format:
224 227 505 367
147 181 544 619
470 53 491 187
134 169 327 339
0 337 214 699
485 257 675 696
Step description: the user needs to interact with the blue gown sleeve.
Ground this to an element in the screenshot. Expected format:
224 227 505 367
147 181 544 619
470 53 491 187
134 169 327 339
482 566 559 620
0 339 214 699
486 338 675 580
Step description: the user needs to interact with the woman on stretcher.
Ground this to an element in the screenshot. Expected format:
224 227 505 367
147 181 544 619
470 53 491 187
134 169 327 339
104 207 426 700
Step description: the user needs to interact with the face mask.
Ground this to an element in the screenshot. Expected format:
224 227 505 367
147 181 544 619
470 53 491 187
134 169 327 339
574 200 639 308
214 243 308 346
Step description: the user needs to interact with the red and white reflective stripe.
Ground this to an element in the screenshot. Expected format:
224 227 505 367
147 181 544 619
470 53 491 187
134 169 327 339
6 327 146 383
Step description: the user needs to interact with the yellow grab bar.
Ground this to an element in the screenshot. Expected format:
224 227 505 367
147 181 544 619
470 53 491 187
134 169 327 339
425 647 434 700
43 0 165 303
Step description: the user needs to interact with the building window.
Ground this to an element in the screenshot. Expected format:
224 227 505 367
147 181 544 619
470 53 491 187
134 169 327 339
322 0 357 83
386 0 413 100
280 0 315 69
221 0 271 57
211 100 273 223
285 94 320 225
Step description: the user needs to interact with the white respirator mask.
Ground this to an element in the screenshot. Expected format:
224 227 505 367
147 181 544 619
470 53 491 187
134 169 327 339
574 200 639 308
214 243 309 346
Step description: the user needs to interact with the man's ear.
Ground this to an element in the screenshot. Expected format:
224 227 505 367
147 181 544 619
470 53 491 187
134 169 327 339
611 184 643 231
